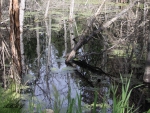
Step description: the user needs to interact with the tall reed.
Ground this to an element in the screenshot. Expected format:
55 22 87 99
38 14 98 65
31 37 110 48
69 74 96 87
111 75 141 113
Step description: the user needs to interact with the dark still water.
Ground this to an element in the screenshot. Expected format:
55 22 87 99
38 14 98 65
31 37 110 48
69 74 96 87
22 32 112 112
21 15 150 113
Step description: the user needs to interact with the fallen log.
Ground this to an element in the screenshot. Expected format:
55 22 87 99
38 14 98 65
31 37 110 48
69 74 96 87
72 59 115 82
75 70 94 87
65 0 140 63
72 59 107 75
65 26 102 62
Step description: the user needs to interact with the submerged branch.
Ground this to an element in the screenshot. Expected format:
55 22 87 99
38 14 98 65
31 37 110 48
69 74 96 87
72 60 114 80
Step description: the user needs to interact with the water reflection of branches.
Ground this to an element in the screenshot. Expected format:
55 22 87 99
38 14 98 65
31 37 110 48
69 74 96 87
36 83 53 107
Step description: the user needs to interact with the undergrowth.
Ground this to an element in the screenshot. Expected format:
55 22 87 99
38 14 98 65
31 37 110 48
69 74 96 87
0 83 22 113
0 75 145 113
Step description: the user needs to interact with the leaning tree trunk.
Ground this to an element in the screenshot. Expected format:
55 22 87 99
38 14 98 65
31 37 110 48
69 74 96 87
9 0 21 76
65 0 140 63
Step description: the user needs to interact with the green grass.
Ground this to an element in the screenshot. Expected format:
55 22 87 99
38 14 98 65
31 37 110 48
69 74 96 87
0 108 21 113
24 96 45 113
111 75 142 113
92 91 98 113
0 74 142 113
76 93 82 113
52 84 64 113
24 75 140 113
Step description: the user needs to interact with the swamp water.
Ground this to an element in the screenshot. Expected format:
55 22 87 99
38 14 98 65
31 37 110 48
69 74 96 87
21 24 112 113
22 41 112 112
20 13 150 112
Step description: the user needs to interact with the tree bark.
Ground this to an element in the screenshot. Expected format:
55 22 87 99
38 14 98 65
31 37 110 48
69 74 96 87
0 0 1 39
94 0 106 17
45 15 52 71
143 33 150 83
36 20 40 67
0 0 1 23
9 0 21 76
19 0 25 74
69 0 75 49
0 0 2 8
44 0 50 19
63 0 67 55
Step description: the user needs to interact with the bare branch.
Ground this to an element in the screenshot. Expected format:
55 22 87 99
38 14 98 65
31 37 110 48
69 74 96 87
103 0 140 28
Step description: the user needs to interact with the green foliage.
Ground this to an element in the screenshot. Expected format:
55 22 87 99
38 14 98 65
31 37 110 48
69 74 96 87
24 96 44 113
51 10 63 16
78 11 92 17
112 49 126 57
52 84 64 113
52 85 84 113
111 75 142 113
146 109 150 113
67 98 75 113
24 11 39 17
0 108 21 113
93 91 98 113
0 76 141 113
0 84 21 113
76 93 82 113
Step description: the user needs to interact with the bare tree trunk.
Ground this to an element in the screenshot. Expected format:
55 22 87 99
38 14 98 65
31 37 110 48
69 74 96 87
69 23 74 49
0 0 3 87
140 1 148 60
0 0 2 8
48 15 51 66
45 15 51 71
143 32 150 83
19 0 25 75
69 0 74 21
44 0 50 19
94 0 106 17
63 0 67 55
9 0 22 76
0 0 1 23
44 0 51 68
0 0 1 39
63 19 67 55
2 42 6 88
36 21 40 78
36 21 40 68
143 1 150 83
69 0 75 49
